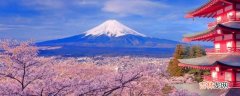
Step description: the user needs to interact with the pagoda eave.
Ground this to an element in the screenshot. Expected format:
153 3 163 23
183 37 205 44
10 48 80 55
183 23 240 42
185 14 194 18
179 63 214 70
179 62 240 70
183 34 215 42
187 0 233 18
178 55 240 69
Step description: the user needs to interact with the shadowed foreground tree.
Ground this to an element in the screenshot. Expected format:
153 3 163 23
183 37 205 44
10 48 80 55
0 41 199 96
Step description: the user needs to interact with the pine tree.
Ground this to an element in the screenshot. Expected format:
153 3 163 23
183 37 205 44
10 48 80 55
167 45 184 76
189 45 205 58
188 46 194 58
173 45 185 59
184 45 207 82
194 46 203 57
183 46 191 58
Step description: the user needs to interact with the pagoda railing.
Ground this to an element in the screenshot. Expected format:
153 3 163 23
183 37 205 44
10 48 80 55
205 48 222 53
203 75 225 81
205 47 240 54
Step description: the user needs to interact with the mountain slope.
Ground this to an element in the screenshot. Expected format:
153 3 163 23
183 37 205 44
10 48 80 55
37 19 180 57
38 34 179 48
38 19 180 48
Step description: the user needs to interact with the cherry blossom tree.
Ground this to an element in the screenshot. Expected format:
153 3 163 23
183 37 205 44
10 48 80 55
0 40 54 95
0 40 199 96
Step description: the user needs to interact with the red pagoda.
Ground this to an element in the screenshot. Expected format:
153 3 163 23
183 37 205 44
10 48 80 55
178 0 240 88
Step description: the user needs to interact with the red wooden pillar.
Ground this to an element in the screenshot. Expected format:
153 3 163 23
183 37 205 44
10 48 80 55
232 33 237 52
232 69 236 87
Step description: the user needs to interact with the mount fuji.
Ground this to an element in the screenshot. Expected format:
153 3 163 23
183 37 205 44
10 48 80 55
85 20 146 37
37 20 180 57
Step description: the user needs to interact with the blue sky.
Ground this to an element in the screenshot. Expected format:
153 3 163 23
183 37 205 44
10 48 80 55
0 0 213 42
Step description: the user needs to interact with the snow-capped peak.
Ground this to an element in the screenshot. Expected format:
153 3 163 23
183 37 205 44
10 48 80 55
84 19 146 37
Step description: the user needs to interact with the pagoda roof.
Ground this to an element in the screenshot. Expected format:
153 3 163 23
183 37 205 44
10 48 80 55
183 22 240 42
223 21 240 29
184 25 216 39
178 54 240 69
186 0 235 18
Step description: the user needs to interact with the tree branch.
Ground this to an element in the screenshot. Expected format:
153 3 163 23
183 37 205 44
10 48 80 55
102 73 143 96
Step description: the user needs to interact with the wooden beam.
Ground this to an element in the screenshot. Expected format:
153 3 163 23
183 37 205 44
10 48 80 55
206 37 214 42
219 0 233 4
207 12 214 18
210 12 217 18
208 12 217 18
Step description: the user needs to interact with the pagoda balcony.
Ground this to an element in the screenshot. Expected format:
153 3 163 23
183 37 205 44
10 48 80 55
203 75 225 81
203 75 212 81
205 48 240 54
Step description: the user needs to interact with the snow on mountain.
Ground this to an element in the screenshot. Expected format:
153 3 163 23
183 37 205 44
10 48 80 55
84 19 146 37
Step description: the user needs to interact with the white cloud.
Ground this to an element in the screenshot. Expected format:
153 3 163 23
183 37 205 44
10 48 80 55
20 0 104 10
102 0 170 16
77 0 103 5
22 0 65 10
0 23 58 31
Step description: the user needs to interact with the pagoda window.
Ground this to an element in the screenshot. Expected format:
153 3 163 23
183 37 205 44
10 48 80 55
236 41 240 49
225 72 232 81
236 34 240 39
215 43 220 50
225 5 233 11
236 11 240 19
236 4 240 9
224 34 233 40
227 11 235 20
215 36 223 41
236 73 240 81
212 71 218 80
217 9 224 15
227 41 233 50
